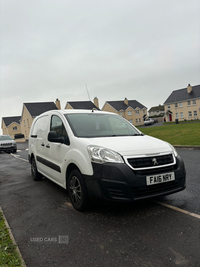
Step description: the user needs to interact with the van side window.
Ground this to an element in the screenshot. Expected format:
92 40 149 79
50 115 69 144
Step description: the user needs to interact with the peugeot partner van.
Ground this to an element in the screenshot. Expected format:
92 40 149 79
28 110 186 211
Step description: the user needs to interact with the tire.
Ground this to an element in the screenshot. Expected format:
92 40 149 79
31 157 42 181
68 169 89 211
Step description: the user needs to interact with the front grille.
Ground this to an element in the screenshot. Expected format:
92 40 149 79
135 166 175 176
127 154 174 169
1 143 12 147
131 180 181 199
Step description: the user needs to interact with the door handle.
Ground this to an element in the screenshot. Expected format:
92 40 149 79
46 145 50 148
41 143 45 147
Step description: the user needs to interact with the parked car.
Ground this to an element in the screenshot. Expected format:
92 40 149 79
144 118 154 126
28 110 186 211
0 135 17 153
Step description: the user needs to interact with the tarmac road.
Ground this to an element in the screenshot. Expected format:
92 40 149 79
0 147 200 267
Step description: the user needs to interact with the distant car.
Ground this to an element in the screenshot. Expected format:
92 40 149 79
0 135 17 153
144 118 154 126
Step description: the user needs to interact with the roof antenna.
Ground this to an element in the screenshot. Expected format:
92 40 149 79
85 84 91 101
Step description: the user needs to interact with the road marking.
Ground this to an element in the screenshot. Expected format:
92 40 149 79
155 201 200 219
11 153 29 163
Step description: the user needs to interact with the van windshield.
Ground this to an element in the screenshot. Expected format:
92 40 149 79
64 113 142 138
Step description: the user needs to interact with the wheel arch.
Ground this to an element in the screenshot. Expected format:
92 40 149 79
30 153 35 162
65 163 80 189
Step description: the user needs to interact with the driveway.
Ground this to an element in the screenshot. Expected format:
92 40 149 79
0 149 200 267
139 122 164 128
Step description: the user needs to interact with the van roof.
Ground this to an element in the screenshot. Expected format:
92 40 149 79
40 109 115 116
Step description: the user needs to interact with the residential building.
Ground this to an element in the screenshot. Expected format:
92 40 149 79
102 98 147 126
1 116 21 139
65 97 100 110
148 105 165 122
164 84 200 122
20 100 59 140
149 105 165 117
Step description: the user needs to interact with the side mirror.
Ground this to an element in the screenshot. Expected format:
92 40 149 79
48 131 64 144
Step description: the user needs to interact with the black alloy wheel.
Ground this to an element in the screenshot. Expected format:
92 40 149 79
31 157 42 181
68 169 89 211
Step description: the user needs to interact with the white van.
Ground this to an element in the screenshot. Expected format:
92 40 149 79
28 109 186 211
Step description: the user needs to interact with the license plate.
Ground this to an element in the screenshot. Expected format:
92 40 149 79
146 172 175 186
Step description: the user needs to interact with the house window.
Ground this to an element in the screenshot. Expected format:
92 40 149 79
129 119 133 124
187 101 191 106
168 105 170 109
135 110 139 115
128 111 132 116
176 113 179 119
175 103 178 108
120 112 123 116
180 112 183 119
143 110 145 114
24 120 26 126
136 119 138 123
13 126 17 131
194 111 197 117
139 118 141 123
193 100 196 105
179 102 182 107
188 111 192 117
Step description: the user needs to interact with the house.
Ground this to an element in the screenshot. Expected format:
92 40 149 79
1 116 22 140
148 105 165 122
102 98 147 126
164 84 200 122
149 105 164 117
65 97 100 110
20 99 60 140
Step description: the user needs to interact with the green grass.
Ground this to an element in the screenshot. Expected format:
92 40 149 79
0 212 21 267
139 122 200 146
164 120 200 125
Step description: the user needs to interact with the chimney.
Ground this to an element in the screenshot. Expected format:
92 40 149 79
124 98 128 105
187 84 192 94
93 97 99 108
55 99 61 109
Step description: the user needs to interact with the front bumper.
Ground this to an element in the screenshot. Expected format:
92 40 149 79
83 155 186 202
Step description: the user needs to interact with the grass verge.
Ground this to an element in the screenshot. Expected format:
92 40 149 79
0 211 22 267
139 122 200 146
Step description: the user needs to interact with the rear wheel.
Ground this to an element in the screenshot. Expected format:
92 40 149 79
31 157 42 181
68 169 89 211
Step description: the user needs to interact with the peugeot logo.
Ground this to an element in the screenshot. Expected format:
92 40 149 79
152 158 158 166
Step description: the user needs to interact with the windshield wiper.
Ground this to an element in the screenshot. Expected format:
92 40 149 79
133 133 144 136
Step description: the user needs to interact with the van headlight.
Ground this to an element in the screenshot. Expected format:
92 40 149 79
87 145 124 164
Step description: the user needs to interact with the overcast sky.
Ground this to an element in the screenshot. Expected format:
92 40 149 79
0 0 200 133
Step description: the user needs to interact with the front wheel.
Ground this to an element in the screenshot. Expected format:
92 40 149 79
31 157 42 181
68 169 89 211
